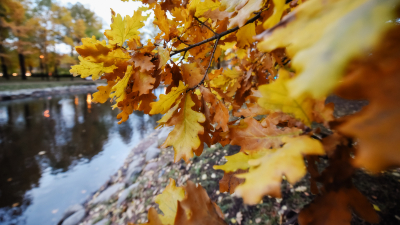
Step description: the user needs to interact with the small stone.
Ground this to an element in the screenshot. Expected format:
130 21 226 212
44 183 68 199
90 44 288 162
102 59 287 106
38 151 46 155
294 186 307 192
216 191 220 195
255 218 261 223
92 183 125 204
231 218 237 224
201 174 207 180
218 196 222 203
61 209 85 225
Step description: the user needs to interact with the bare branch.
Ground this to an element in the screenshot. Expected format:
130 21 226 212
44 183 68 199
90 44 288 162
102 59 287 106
187 37 220 92
194 16 217 35
171 12 262 57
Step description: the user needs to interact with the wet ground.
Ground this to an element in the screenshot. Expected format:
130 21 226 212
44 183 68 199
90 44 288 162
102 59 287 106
0 91 162 225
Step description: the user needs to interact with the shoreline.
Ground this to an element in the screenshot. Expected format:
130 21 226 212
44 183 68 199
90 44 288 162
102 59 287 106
0 83 100 101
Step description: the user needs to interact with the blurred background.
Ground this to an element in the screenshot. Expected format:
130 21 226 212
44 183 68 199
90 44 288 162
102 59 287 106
0 0 161 224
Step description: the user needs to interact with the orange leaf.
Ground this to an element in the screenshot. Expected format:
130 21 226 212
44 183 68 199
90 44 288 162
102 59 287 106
175 181 226 225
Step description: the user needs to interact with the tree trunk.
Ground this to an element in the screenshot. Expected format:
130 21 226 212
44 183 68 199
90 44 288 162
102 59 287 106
18 53 27 80
0 44 9 79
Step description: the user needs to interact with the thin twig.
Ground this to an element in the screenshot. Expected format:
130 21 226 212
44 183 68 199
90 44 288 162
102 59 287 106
194 16 217 35
171 12 262 57
187 38 220 92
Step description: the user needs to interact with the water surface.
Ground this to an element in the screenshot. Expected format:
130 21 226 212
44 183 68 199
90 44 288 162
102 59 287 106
0 91 162 225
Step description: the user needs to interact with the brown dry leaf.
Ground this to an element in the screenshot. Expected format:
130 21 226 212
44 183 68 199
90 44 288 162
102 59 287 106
336 26 400 173
175 181 226 225
228 0 264 28
219 170 247 194
132 70 156 95
298 187 379 225
229 117 302 151
214 101 229 132
181 63 203 88
132 53 155 72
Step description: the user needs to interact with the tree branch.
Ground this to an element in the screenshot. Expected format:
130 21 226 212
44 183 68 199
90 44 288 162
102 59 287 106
194 16 217 35
171 12 262 57
187 37 220 92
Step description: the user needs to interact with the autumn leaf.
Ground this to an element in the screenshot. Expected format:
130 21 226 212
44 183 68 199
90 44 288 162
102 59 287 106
93 80 116 103
154 4 170 40
298 187 379 225
157 46 170 69
228 0 264 28
162 93 205 162
75 36 111 58
181 63 203 88
235 136 325 204
263 0 289 29
175 181 226 225
132 53 155 72
213 149 269 173
336 25 400 173
229 117 301 151
257 69 315 126
257 0 398 98
70 56 117 80
104 10 147 45
155 178 185 224
149 81 187 115
219 170 247 194
110 65 133 104
132 70 155 95
236 23 256 48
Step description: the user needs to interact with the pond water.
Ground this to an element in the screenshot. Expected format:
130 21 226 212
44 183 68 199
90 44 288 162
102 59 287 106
0 90 163 225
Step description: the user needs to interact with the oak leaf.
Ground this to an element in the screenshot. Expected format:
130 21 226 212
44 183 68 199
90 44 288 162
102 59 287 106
181 63 203 88
257 0 398 98
150 81 187 115
235 136 325 204
162 93 205 162
104 10 147 45
236 23 256 48
70 56 117 80
132 70 156 95
92 80 117 103
219 170 247 194
109 65 134 105
228 117 301 151
155 178 185 224
336 26 400 173
132 53 155 72
175 181 226 225
228 0 264 28
154 5 170 40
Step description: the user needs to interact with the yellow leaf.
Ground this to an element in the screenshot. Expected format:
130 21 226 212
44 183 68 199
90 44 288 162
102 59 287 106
236 23 256 48
157 46 170 69
190 0 220 17
162 93 205 162
110 65 133 104
70 56 117 80
154 5 170 40
235 136 325 204
257 0 397 98
132 70 155 95
229 0 264 28
104 10 147 45
156 98 181 127
221 0 248 12
155 178 185 224
257 69 314 126
149 81 187 115
93 80 116 103
219 41 236 51
213 149 270 173
263 0 290 29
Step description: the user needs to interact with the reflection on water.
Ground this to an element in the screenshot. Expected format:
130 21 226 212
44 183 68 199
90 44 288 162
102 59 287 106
0 90 162 225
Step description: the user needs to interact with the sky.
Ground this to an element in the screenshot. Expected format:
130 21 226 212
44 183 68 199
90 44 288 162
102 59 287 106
58 0 144 27
56 0 145 53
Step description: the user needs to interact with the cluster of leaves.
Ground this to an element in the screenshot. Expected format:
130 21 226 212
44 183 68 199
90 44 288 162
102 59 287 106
71 0 400 224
